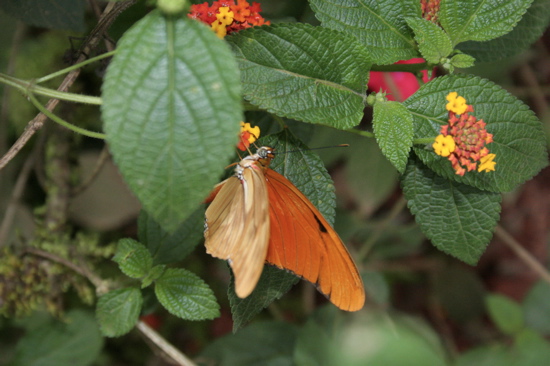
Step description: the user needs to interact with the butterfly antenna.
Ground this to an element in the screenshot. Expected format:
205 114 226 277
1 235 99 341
276 144 349 155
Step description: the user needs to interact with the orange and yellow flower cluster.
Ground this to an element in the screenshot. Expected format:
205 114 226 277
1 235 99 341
188 0 270 38
237 122 260 151
433 92 496 176
421 0 440 23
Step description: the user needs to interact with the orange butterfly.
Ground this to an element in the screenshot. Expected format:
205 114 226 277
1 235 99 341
204 146 365 311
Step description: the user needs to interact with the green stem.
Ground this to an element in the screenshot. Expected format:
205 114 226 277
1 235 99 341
35 50 116 84
0 73 102 105
345 128 375 138
28 93 106 139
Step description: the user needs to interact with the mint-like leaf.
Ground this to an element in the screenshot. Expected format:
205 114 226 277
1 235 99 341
310 0 419 64
227 23 370 129
402 156 501 265
96 288 143 337
113 238 152 279
155 268 219 320
406 17 453 63
373 100 413 173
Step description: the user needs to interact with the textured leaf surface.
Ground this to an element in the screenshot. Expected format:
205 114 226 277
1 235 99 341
0 0 85 31
440 0 533 45
402 156 501 265
405 74 548 193
229 266 299 332
138 208 203 265
102 11 242 232
12 310 102 366
113 238 152 279
373 100 413 173
406 17 452 64
309 0 419 64
155 268 219 320
96 288 143 337
457 0 550 62
227 23 370 129
200 321 298 364
486 294 524 335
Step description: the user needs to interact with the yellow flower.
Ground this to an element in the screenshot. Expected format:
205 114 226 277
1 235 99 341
433 134 456 157
211 20 227 38
478 153 496 172
216 7 234 26
446 92 468 115
237 122 261 151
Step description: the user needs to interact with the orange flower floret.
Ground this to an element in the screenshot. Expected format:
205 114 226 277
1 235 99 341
237 122 260 151
188 0 269 38
434 92 496 176
421 0 441 23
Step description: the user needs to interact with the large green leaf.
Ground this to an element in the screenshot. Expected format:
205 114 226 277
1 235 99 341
96 288 143 337
309 0 419 65
138 208 203 265
155 268 219 320
200 321 298 364
102 11 242 232
373 100 413 173
227 23 370 129
402 155 501 265
440 0 533 45
405 74 548 193
457 0 550 62
12 310 103 366
0 0 85 31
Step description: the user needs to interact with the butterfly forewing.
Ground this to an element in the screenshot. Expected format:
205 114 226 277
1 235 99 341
205 164 270 298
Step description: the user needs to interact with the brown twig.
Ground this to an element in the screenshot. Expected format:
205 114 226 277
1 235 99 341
0 1 136 171
136 321 198 366
71 146 111 196
495 225 550 285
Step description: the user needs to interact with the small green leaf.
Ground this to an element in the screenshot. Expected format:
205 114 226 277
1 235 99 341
200 321 298 364
12 310 103 366
458 0 550 62
310 0 419 64
440 0 533 45
102 11 242 232
405 74 548 193
373 100 414 173
402 155 501 265
450 53 476 69
227 23 370 129
155 268 219 320
406 17 453 63
141 265 166 288
138 208 204 265
113 238 152 279
523 281 550 335
486 294 525 335
0 0 85 31
96 288 143 337
229 266 299 332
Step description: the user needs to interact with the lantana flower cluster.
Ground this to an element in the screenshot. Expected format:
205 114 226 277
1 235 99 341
188 0 270 38
421 0 440 23
237 122 260 151
432 92 496 176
